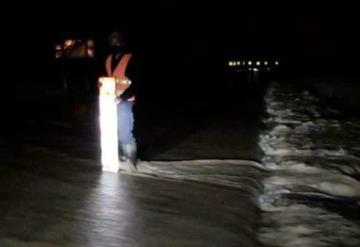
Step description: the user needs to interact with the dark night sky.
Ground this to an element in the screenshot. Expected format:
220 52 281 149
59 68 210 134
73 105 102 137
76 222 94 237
6 1 360 74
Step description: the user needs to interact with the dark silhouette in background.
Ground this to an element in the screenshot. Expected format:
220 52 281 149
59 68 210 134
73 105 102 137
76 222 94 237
4 2 360 155
1 3 360 246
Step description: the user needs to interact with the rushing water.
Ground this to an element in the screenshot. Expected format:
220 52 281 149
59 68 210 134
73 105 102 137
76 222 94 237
1 81 360 246
258 82 360 247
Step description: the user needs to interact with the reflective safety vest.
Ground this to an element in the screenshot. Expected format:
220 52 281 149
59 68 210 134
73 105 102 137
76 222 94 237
105 53 135 101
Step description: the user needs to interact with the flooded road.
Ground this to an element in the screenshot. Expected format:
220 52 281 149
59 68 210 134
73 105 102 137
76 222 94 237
1 81 360 246
259 82 360 247
0 135 264 246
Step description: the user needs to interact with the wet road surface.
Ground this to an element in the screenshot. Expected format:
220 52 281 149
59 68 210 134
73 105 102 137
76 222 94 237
0 133 264 246
2 81 360 246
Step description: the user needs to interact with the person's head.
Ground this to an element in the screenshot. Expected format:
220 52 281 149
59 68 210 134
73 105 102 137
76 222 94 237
108 31 127 55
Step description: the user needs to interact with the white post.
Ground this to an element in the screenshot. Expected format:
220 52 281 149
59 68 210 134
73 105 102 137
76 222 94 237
99 77 120 172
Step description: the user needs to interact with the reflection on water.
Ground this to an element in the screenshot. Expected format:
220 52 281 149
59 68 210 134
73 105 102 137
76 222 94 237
259 82 360 247
81 172 140 247
0 151 264 246
4 81 360 246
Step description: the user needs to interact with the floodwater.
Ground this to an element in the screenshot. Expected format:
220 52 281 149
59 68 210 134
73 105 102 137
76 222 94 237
0 121 264 246
1 81 359 246
259 82 360 247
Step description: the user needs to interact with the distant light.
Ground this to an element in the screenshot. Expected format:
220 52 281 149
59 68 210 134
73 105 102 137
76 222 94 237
236 61 241 66
87 39 95 47
64 39 74 48
264 61 268 66
253 68 259 72
248 68 252 71
87 49 95 57
248 61 252 65
242 61 246 65
256 61 260 66
55 44 62 59
87 40 95 57
275 61 279 65
228 61 232 66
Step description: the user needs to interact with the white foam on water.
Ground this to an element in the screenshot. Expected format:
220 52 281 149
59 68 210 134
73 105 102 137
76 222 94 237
315 119 341 129
259 204 360 247
258 83 360 247
265 148 294 157
261 146 312 158
267 108 295 118
277 162 322 173
270 125 293 137
265 163 360 198
294 121 317 133
315 147 348 157
263 117 303 125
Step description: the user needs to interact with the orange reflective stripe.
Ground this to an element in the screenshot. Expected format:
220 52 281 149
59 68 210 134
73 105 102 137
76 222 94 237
105 55 112 76
114 53 132 78
105 53 132 78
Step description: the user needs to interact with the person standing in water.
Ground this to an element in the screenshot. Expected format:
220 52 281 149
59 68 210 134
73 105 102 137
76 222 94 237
105 31 138 171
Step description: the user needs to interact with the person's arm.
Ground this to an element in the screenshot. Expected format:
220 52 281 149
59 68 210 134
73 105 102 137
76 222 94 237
119 55 139 101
